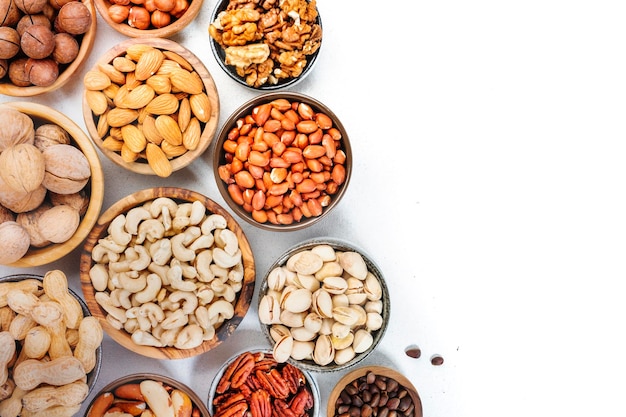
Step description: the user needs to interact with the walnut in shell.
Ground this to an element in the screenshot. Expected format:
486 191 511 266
42 144 91 194
0 174 47 213
0 107 35 152
37 204 80 243
34 123 71 150
0 221 31 265
0 143 46 194
16 203 52 248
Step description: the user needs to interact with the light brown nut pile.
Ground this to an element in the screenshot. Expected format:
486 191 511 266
259 245 384 367
105 0 190 31
209 0 322 88
0 270 103 417
0 107 91 265
218 97 347 226
84 44 210 177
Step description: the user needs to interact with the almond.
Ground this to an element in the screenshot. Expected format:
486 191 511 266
169 68 204 95
163 50 193 71
97 63 126 85
155 114 182 146
83 70 111 90
146 142 172 177
97 109 110 138
135 48 165 81
189 93 211 123
182 117 201 151
177 97 191 132
120 143 139 163
156 59 182 76
101 136 124 152
141 116 164 145
146 74 171 95
121 124 147 153
125 44 155 61
161 140 187 158
125 84 155 109
85 90 109 115
107 108 139 127
112 56 136 72
145 93 179 115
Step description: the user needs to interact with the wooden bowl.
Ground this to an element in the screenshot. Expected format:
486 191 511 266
1 102 104 268
82 37 220 177
258 237 390 372
327 366 423 417
94 0 203 38
213 91 351 231
0 0 97 96
79 187 256 359
85 373 211 417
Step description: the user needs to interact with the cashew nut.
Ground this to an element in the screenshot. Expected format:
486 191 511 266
208 300 234 324
168 291 198 315
214 228 239 255
161 309 188 330
200 214 227 235
166 265 196 292
91 243 120 263
110 288 132 309
194 251 214 282
131 330 162 347
136 219 166 244
129 245 151 271
170 233 195 263
94 292 127 324
124 206 151 235
189 200 206 225
188 235 214 252
108 214 132 246
212 247 242 269
133 274 162 304
149 238 172 266
97 236 126 254
228 261 244 283
174 324 203 349
89 264 110 292
115 271 146 293
138 303 165 328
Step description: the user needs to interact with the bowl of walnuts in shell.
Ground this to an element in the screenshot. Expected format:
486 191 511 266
0 0 96 96
0 101 104 267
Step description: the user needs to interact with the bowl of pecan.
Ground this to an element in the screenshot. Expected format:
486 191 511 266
258 237 391 372
85 373 211 417
94 0 202 38
213 91 351 231
0 0 97 96
82 37 219 177
207 349 319 417
208 0 322 90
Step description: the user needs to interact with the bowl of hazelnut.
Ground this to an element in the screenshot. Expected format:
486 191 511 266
208 0 322 90
258 237 390 372
213 91 351 231
0 102 104 267
79 187 256 360
0 0 96 96
82 37 220 177
94 0 202 38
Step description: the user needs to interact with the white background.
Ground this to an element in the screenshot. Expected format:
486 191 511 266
2 1 626 416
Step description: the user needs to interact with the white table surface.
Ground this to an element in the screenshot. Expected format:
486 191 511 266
2 1 626 416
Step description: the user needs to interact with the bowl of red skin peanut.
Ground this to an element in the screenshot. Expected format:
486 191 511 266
213 91 351 231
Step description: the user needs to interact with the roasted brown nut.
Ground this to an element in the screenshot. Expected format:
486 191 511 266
20 24 55 59
0 59 7 78
8 57 31 87
55 1 92 34
0 0 22 27
52 32 79 64
14 0 46 14
0 27 20 60
25 57 59 86
16 13 52 37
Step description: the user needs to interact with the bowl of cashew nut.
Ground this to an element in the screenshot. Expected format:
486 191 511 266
0 270 103 417
78 186 256 359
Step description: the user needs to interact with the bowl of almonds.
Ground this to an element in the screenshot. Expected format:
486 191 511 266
0 101 104 267
0 0 97 96
258 237 390 372
213 91 351 231
0 270 104 416
82 37 219 178
79 187 256 359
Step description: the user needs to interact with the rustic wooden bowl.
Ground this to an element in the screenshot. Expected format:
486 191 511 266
327 366 423 417
1 102 104 268
85 373 211 417
82 37 220 177
79 187 256 360
259 237 390 372
0 0 97 96
213 91 351 231
94 0 203 38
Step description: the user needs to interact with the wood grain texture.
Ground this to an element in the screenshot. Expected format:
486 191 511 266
2 102 104 268
79 187 255 360
326 365 423 417
0 0 97 97
82 37 219 176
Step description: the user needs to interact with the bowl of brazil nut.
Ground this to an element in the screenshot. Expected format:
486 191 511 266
82 37 219 178
79 187 256 359
0 0 97 96
258 237 390 372
327 366 423 417
214 91 351 231
0 102 104 267
207 349 320 417
0 271 104 416
85 373 210 417
208 0 323 90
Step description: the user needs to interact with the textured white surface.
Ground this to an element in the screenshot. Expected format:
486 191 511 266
2 1 626 416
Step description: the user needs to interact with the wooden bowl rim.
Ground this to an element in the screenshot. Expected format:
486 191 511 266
94 0 203 38
85 373 211 417
326 365 423 417
79 187 255 359
212 91 351 231
0 0 97 97
82 37 220 176
2 101 105 268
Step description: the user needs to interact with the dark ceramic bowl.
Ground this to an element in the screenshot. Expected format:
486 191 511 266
213 91 351 231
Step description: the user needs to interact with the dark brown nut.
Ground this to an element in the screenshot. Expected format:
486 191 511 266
51 32 79 64
55 1 91 34
25 57 58 86
0 0 22 27
20 24 55 59
8 57 30 86
430 355 444 366
14 0 46 14
48 0 72 9
0 26 20 60
16 13 52 37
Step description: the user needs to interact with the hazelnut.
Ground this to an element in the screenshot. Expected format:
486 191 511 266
150 9 170 28
0 221 31 265
107 3 129 23
0 0 22 28
34 123 70 150
56 1 91 35
14 0 46 14
51 32 79 64
128 6 150 29
0 143 46 193
21 24 55 59
0 26 20 60
16 13 52 37
170 0 188 18
8 57 31 86
42 143 91 194
0 58 7 78
25 57 58 86
153 0 174 12
37 204 80 243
